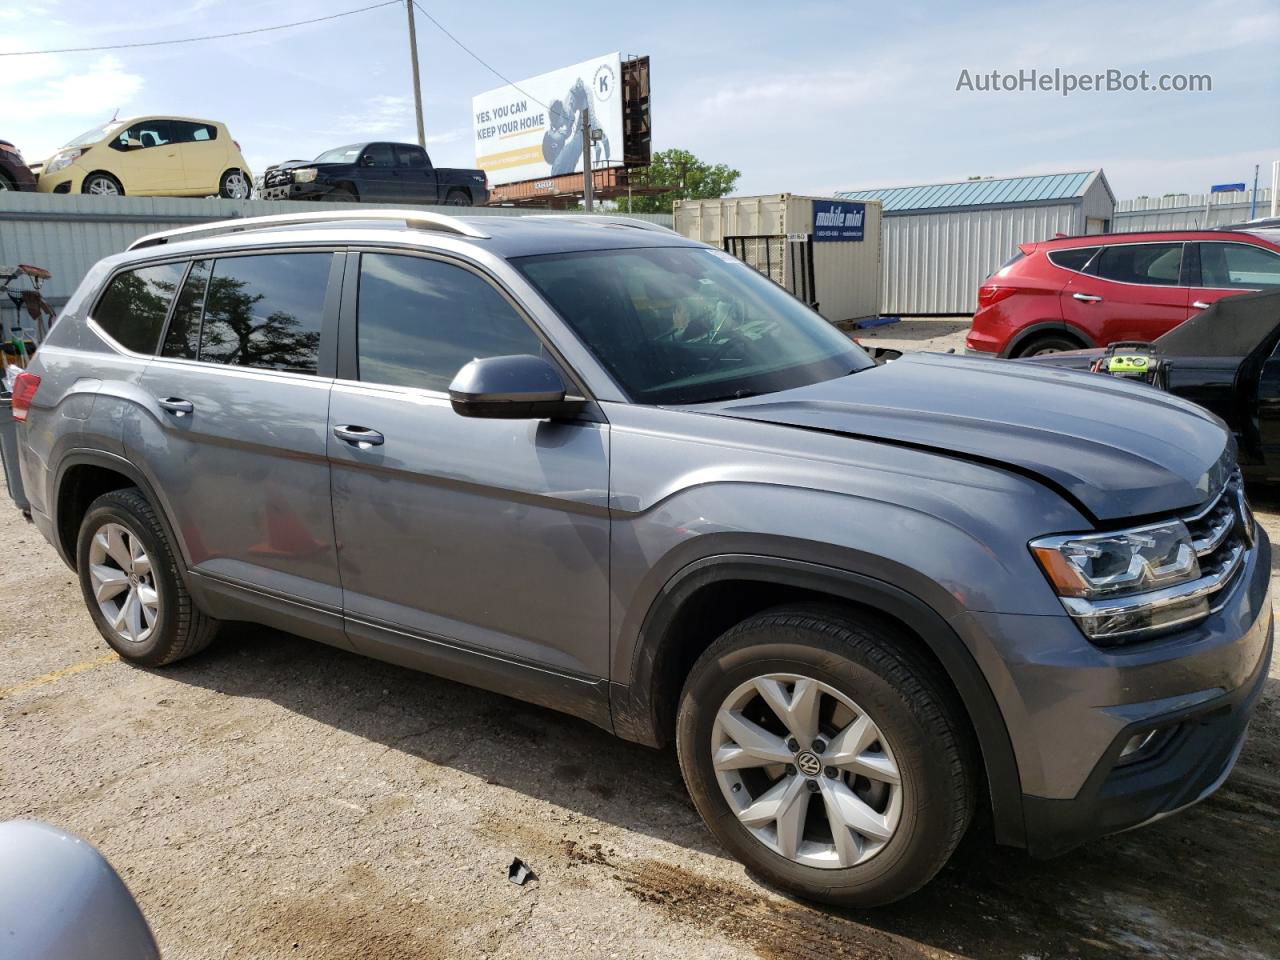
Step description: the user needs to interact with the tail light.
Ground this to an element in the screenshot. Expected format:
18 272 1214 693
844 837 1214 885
10 372 40 421
977 284 1019 309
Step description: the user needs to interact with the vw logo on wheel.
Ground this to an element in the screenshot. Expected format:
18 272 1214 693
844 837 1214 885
795 751 822 777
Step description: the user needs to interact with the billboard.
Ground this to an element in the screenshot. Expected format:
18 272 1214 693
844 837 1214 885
473 53 624 187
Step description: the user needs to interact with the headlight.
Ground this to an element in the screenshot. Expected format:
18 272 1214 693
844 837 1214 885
1031 521 1211 642
292 167 318 183
44 148 83 175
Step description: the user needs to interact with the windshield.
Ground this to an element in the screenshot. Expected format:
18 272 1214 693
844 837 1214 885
516 246 871 405
64 121 123 149
315 145 363 164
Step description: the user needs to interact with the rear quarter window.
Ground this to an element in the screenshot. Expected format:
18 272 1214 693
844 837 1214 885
1046 247 1099 272
93 261 186 354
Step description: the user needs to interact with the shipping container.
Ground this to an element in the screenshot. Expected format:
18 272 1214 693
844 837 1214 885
673 194 883 324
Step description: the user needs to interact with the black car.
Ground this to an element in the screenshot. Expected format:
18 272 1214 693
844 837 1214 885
0 139 37 191
261 142 488 205
1026 288 1280 481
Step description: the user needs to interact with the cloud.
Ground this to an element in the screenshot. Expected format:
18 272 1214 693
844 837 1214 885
7 54 143 121
334 95 415 138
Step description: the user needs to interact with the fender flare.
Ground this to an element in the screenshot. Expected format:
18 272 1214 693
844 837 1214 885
612 554 1027 848
1002 321 1096 358
51 449 189 580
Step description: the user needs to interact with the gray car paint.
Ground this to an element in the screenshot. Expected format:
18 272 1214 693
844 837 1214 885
14 216 1272 826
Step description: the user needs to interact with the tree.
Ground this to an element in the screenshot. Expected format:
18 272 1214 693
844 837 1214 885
615 148 741 213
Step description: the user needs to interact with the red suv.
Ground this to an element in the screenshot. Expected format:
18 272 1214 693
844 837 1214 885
966 227 1280 357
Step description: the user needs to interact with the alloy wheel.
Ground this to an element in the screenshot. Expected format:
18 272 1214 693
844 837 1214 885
712 673 903 868
224 172 250 199
87 177 120 196
88 522 160 644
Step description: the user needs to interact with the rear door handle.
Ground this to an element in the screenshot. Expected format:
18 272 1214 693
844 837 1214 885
1192 300 1211 310
333 424 384 448
1072 293 1103 303
157 397 194 416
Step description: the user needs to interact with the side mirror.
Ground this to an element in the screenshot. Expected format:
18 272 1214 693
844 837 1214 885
449 355 584 420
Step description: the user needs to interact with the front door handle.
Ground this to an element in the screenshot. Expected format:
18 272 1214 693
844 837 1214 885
333 424 384 448
1192 300 1211 310
1072 293 1103 303
157 397 194 416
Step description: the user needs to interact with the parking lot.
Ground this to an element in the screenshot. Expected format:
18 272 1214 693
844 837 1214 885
2 323 1277 960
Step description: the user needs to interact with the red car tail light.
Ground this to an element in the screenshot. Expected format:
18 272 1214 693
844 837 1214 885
977 284 1019 309
10 372 40 421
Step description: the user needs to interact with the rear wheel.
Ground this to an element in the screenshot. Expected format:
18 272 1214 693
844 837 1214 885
1014 332 1082 357
76 488 220 666
219 168 251 199
81 172 123 196
444 188 472 206
676 606 975 907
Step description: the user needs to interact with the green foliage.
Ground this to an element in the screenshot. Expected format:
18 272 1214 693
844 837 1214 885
615 148 742 214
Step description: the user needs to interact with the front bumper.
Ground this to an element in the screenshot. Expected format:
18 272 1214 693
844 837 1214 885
260 181 342 201
954 525 1272 855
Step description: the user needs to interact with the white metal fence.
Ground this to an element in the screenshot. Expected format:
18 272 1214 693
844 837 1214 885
0 193 673 306
1113 188 1272 232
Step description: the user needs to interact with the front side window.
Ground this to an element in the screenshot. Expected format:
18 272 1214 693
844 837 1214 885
197 254 330 374
395 145 427 169
360 143 395 168
356 253 549 391
1199 243 1280 289
112 121 175 151
1093 243 1183 286
94 262 186 354
516 246 871 404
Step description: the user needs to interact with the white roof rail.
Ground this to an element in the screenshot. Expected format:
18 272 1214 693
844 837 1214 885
519 214 677 234
128 209 490 250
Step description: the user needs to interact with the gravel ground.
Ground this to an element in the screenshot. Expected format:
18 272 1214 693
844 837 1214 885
2 340 1278 958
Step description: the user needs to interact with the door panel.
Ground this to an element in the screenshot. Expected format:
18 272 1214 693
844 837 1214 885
1059 243 1191 344
173 121 224 194
392 143 438 204
329 385 611 676
356 143 398 202
109 121 184 193
328 250 611 677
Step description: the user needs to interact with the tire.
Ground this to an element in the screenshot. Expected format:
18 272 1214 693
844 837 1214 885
0 171 13 191
676 605 975 907
75 488 220 666
321 187 357 202
444 188 472 206
218 168 251 199
1014 333 1081 357
80 172 123 196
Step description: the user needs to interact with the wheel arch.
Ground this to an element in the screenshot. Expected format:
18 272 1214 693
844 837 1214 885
611 555 1027 847
53 450 187 578
1002 321 1094 358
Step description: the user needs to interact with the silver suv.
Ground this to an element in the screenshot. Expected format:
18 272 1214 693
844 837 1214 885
12 211 1273 906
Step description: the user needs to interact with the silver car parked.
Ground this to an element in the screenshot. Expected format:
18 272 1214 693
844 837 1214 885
12 210 1273 905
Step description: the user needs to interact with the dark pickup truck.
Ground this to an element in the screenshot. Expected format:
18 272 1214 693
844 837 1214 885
260 141 489 205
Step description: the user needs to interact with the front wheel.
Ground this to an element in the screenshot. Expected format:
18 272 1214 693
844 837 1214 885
676 606 975 907
81 173 123 196
76 488 220 666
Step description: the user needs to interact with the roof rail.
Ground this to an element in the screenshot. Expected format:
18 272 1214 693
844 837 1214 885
128 209 490 251
519 214 677 234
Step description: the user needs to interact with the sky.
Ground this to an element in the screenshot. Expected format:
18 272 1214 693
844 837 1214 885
1 0 1277 201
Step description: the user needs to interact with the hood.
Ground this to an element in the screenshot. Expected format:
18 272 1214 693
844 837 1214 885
269 160 345 173
712 352 1231 522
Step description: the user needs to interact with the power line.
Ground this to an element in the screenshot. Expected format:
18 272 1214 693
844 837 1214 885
0 0 402 57
411 0 547 110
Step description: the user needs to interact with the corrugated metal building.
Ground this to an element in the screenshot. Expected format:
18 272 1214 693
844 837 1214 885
837 170 1115 315
1114 188 1272 232
0 192 674 309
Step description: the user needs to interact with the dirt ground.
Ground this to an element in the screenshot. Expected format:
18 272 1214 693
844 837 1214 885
2 332 1278 959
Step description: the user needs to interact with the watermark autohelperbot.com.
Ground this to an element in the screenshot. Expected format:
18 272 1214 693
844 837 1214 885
956 68 1212 96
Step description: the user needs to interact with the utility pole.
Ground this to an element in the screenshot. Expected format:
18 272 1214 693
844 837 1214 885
580 108 594 211
405 0 426 148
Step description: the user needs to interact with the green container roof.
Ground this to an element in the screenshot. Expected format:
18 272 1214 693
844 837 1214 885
837 171 1099 212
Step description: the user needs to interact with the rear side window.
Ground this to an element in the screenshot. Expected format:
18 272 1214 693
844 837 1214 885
1046 247 1098 272
169 120 217 143
161 259 211 360
1094 243 1183 286
356 253 548 391
197 253 330 374
1199 242 1280 289
93 262 186 354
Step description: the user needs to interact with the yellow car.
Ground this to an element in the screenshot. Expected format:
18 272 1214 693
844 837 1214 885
37 116 252 198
